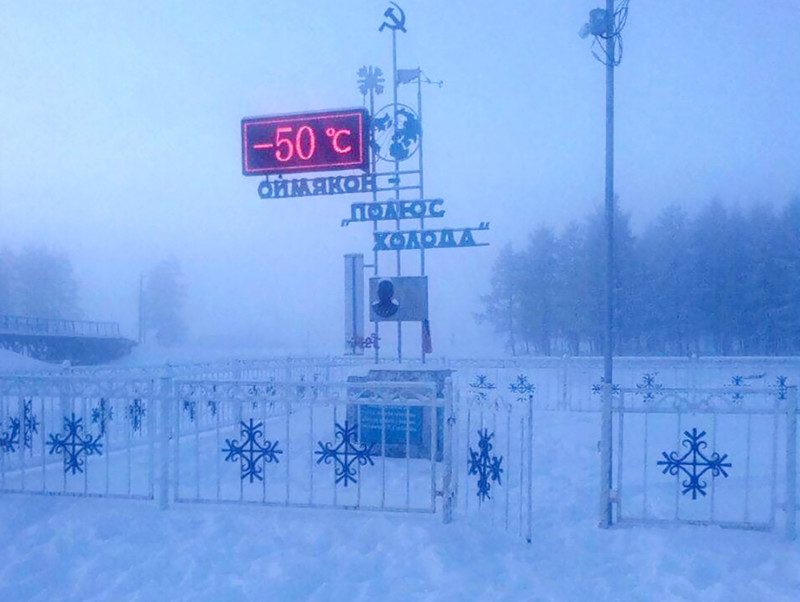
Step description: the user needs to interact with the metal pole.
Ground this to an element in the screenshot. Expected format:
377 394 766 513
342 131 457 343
417 69 426 364
599 0 615 529
787 386 797 540
369 84 380 365
138 273 145 344
391 27 402 363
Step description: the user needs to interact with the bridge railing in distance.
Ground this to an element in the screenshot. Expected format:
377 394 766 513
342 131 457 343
0 315 121 338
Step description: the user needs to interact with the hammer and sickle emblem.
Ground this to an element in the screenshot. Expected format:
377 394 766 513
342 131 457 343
379 2 406 33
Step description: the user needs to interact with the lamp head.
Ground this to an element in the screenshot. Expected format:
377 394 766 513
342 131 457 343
579 8 609 39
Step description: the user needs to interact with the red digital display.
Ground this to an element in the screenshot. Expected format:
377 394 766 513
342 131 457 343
242 108 369 176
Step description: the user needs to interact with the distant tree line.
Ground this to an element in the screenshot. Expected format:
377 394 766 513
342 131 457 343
0 246 80 319
478 199 800 356
141 259 187 347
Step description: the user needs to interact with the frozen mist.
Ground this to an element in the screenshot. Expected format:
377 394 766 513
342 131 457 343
1 1 799 600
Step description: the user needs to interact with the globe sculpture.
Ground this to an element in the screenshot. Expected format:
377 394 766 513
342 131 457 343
371 103 421 162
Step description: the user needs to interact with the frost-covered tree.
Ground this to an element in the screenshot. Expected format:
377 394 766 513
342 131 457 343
0 250 14 315
638 205 695 354
518 228 558 355
479 197 800 356
476 244 524 355
13 247 80 319
142 259 187 346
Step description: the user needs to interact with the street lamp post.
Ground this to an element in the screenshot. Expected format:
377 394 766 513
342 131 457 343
580 0 629 528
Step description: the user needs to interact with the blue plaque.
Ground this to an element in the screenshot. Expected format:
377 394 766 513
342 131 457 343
346 369 449 460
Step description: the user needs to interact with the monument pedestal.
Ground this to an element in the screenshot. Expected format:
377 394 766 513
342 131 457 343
347 369 451 461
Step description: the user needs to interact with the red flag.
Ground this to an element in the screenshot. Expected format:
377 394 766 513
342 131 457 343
422 319 433 354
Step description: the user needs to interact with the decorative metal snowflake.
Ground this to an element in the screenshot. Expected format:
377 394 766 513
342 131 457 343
635 372 663 402
592 377 620 397
727 375 748 403
657 428 731 499
469 374 496 402
47 414 103 475
127 399 146 433
295 374 321 400
248 381 277 409
0 418 20 453
468 429 503 502
775 375 789 401
223 419 282 483
91 398 114 436
357 65 385 96
183 399 196 422
315 421 375 487
23 399 38 448
0 400 39 452
509 374 535 400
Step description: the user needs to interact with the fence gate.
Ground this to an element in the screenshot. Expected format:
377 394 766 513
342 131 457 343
601 380 797 539
450 373 535 541
0 375 158 500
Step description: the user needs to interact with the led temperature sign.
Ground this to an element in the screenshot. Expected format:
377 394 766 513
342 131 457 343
242 108 369 176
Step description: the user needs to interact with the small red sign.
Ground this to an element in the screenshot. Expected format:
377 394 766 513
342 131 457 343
242 108 369 176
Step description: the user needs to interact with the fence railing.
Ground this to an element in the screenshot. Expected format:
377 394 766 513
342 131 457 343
0 315 121 339
94 355 800 412
1 359 797 540
0 375 157 499
601 384 798 540
170 379 449 515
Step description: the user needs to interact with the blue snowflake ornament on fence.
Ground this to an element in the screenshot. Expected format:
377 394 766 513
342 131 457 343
127 399 146 433
47 414 103 474
657 428 731 499
468 428 503 502
635 372 663 402
469 374 496 402
183 400 196 422
21 399 38 449
91 398 114 436
592 377 620 398
207 400 218 417
0 418 20 453
727 375 748 403
223 419 282 483
316 421 374 487
1 400 39 453
509 374 535 401
774 376 789 401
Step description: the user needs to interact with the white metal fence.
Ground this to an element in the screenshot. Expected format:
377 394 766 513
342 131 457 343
600 384 798 539
170 379 451 515
1 357 798 540
453 373 535 541
0 375 158 499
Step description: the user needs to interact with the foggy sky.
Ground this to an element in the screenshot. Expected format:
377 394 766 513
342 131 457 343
0 1 798 355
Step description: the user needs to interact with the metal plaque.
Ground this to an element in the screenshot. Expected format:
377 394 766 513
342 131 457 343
368 276 428 322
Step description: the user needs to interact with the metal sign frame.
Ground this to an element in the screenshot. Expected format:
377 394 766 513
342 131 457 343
242 108 370 176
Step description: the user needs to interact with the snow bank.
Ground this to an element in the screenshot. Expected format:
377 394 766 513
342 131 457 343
0 349 56 373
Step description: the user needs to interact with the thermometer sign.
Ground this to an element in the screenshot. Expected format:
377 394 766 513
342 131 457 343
242 108 369 176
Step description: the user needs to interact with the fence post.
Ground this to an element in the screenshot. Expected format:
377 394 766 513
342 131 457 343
526 390 534 543
158 366 173 510
442 379 455 524
787 386 797 541
561 355 570 410
599 381 613 528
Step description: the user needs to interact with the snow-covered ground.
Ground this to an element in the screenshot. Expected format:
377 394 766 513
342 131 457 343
1 411 798 601
0 349 58 373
